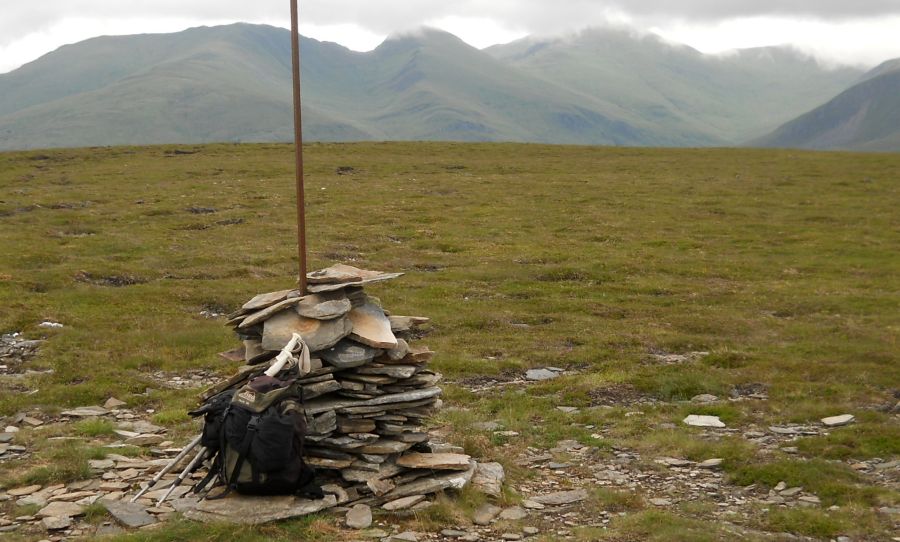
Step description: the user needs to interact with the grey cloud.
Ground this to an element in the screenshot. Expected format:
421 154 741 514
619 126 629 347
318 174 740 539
3 0 900 46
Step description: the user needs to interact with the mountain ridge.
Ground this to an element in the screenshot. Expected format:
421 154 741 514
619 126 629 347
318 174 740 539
0 23 877 151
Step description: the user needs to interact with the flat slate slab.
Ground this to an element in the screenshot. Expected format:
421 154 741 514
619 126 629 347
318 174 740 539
242 289 298 311
821 414 855 427
61 406 109 417
261 310 352 352
683 415 726 428
176 494 337 524
306 264 404 291
349 300 398 349
383 460 477 500
102 500 157 528
531 489 589 506
396 453 472 471
320 339 382 369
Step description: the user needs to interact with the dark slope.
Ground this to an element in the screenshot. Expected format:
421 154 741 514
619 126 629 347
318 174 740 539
752 61 900 151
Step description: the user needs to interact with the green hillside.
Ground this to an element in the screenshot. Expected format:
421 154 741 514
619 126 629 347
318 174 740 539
485 29 863 144
0 24 870 150
752 62 900 151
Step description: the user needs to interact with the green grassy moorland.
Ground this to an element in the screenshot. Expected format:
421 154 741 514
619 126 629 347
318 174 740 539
0 142 898 540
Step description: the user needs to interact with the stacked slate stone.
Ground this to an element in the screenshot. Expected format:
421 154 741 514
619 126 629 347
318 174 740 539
205 264 474 507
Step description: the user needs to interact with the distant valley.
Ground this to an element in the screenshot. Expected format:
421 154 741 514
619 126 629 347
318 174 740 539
0 23 895 151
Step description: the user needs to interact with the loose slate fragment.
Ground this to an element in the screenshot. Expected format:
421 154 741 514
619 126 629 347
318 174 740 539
296 296 352 320
320 339 382 369
242 289 298 311
396 453 472 471
389 316 430 333
239 297 304 329
356 364 418 379
261 310 351 352
103 500 157 528
531 489 589 505
384 460 476 500
349 300 398 349
308 264 402 285
181 494 337 524
61 406 109 417
307 264 369 284
307 269 405 293
383 495 426 511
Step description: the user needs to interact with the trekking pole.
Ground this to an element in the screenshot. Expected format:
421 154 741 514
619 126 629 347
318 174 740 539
131 434 202 502
290 0 308 295
157 446 209 505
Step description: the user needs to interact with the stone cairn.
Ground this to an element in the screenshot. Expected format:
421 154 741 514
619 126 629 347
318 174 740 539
188 264 476 519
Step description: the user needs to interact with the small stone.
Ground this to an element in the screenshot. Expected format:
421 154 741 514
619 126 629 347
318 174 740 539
523 527 539 536
798 495 821 504
821 414 855 427
691 394 718 403
773 481 787 492
501 534 522 541
383 495 426 511
473 503 502 525
556 406 579 413
525 369 559 381
367 478 395 497
522 500 545 510
346 504 373 529
7 485 42 497
104 397 127 409
0 433 14 443
471 462 505 497
697 458 724 469
390 531 419 542
532 489 588 506
657 457 692 467
441 529 467 538
22 417 44 426
649 498 672 506
89 459 115 470
682 415 725 428
41 516 72 531
780 487 803 497
387 339 410 361
4 426 18 433
499 506 527 521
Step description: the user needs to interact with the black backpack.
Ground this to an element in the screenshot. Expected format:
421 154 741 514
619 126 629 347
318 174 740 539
189 374 323 499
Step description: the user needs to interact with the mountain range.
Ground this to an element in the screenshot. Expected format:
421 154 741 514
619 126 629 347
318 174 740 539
0 23 894 151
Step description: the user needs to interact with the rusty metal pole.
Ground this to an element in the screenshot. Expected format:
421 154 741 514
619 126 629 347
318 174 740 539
290 0 308 294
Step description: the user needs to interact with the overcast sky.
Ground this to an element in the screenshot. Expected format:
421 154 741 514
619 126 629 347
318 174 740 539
3 1 900 73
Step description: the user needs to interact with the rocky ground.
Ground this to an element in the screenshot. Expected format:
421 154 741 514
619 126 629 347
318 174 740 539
1 335 898 542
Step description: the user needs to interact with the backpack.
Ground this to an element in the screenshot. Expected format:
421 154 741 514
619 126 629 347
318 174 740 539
189 372 323 499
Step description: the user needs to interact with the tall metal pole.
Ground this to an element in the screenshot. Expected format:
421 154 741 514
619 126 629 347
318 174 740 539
290 0 308 294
